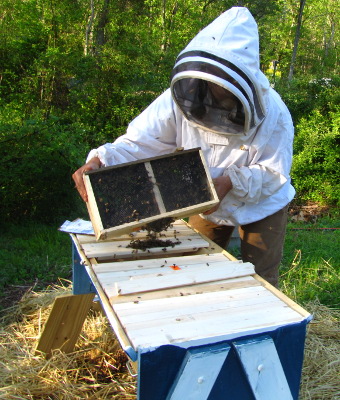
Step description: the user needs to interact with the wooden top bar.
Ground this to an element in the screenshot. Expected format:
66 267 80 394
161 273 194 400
72 220 311 357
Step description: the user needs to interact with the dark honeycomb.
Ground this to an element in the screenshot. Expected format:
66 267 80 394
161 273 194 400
151 151 212 211
88 162 159 229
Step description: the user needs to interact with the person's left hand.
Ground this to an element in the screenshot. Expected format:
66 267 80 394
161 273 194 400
203 175 232 215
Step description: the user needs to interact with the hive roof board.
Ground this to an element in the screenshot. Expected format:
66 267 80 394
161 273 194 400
84 148 219 240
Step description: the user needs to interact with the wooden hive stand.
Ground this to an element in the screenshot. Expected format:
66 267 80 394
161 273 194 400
37 220 312 399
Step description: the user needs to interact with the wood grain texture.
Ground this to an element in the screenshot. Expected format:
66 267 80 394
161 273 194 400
113 262 255 296
36 293 95 358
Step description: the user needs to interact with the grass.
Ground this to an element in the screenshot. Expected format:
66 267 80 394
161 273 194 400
280 217 340 308
0 216 339 310
0 221 72 310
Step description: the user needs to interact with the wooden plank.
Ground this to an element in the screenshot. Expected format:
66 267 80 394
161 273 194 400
121 298 306 350
94 201 219 239
84 174 104 240
114 285 274 321
108 276 261 304
93 253 229 273
233 336 293 400
254 274 312 319
166 344 230 400
69 234 137 360
36 293 95 358
114 262 255 296
81 235 210 259
75 222 196 245
94 258 243 286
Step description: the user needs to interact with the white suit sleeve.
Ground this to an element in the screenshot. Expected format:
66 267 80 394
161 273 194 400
224 104 294 204
86 89 178 166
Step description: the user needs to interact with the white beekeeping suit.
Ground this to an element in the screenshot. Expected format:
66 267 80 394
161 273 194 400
87 7 295 227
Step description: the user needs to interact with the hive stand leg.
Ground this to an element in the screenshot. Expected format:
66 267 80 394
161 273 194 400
36 293 95 358
165 344 231 400
233 335 293 400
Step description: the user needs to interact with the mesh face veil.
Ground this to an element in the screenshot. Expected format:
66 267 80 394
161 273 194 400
170 52 265 135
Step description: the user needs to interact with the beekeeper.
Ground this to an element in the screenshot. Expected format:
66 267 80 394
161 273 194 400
73 7 295 287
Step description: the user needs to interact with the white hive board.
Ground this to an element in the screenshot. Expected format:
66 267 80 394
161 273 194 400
78 220 210 260
112 284 308 350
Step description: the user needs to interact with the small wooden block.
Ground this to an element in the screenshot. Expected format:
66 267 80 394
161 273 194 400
36 293 95 358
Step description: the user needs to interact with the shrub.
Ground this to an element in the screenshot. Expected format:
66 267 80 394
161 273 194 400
291 108 340 205
0 114 88 223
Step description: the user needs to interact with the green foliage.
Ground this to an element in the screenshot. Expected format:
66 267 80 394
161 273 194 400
0 113 88 223
275 75 340 122
291 108 340 205
0 0 339 222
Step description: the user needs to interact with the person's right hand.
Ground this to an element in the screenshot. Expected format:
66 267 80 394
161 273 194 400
72 157 101 202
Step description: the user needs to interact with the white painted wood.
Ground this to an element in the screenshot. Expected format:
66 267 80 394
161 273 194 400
81 235 210 259
126 311 304 350
95 260 246 290
108 276 261 305
114 262 255 296
115 287 307 349
114 287 276 325
166 345 230 400
93 253 229 273
233 336 293 400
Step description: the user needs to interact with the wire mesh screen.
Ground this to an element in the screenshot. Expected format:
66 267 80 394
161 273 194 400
86 149 215 232
151 151 212 211
88 162 159 229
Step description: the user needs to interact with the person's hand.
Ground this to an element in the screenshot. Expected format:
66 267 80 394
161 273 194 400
203 175 232 215
72 157 101 202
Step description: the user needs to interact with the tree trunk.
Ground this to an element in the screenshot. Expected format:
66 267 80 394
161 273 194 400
85 0 95 56
288 0 306 81
96 0 110 48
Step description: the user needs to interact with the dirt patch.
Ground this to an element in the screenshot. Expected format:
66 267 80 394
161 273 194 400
0 285 32 314
289 201 332 222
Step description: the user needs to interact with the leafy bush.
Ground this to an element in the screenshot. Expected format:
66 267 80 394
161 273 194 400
291 108 340 205
0 113 88 223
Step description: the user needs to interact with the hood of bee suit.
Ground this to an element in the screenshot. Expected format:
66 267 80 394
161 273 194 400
170 7 270 137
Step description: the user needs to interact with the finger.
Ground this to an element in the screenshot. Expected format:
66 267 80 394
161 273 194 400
72 172 88 202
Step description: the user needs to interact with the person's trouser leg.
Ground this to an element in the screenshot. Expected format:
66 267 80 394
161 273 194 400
188 205 289 287
239 205 289 287
188 215 235 249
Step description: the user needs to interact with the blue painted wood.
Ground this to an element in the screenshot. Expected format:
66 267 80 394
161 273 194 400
166 344 231 400
72 242 97 295
233 335 293 400
138 322 309 400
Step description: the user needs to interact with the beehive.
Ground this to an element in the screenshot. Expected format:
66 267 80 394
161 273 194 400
84 148 219 240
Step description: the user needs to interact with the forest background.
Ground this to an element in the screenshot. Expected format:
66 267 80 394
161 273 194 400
0 0 339 307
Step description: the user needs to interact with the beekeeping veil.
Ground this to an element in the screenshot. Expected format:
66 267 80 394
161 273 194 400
170 7 269 136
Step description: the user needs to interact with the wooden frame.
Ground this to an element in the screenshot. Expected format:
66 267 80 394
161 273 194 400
84 148 219 240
